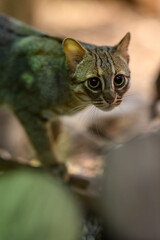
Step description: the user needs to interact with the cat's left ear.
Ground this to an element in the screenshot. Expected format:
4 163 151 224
115 32 131 63
62 38 87 71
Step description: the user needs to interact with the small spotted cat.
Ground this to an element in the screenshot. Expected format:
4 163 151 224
0 14 130 175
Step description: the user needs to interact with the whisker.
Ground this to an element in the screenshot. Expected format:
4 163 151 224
124 91 136 98
66 104 87 115
88 106 102 139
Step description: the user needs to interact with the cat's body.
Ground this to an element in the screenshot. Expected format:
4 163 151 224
0 15 80 117
0 14 131 173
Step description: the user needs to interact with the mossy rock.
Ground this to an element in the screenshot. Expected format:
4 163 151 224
0 170 81 240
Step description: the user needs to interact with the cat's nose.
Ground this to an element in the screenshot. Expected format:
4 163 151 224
103 91 115 104
104 95 115 104
106 98 115 104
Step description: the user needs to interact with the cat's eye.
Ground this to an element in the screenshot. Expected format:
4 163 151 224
87 77 101 91
114 75 126 88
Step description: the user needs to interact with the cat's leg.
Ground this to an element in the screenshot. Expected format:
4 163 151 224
50 119 62 142
14 110 68 179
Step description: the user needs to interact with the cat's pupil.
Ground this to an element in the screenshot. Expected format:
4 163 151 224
87 77 101 91
114 75 125 88
115 75 123 84
90 78 99 86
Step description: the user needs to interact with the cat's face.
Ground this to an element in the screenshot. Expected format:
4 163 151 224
63 33 130 111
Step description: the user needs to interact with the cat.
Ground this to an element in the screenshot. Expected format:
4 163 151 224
0 14 131 176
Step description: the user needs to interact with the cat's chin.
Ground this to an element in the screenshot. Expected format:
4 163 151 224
97 105 116 112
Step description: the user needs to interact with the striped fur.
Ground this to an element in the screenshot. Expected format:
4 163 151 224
63 33 131 112
0 14 130 171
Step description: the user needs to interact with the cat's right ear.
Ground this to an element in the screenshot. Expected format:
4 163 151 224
62 38 87 71
115 32 131 63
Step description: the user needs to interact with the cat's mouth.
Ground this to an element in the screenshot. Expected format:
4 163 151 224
94 99 122 111
94 102 115 111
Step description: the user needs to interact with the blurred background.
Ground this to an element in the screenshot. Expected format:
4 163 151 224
0 0 160 175
0 1 160 239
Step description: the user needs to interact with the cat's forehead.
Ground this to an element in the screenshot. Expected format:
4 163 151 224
74 45 130 82
87 46 129 76
95 49 114 75
97 47 129 75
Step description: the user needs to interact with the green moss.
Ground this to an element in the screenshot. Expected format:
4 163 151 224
0 170 81 240
29 55 44 72
21 72 34 88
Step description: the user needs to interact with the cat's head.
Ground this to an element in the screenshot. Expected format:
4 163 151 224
63 33 130 111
